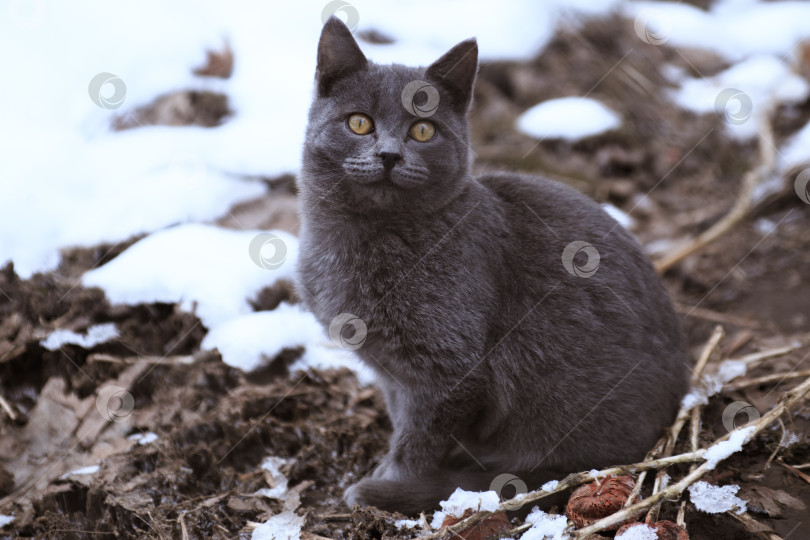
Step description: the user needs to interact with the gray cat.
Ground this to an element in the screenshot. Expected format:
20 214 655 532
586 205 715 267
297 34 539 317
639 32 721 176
296 17 689 515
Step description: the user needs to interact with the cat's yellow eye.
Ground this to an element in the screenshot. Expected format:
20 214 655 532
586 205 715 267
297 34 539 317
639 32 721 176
347 113 374 135
409 121 436 142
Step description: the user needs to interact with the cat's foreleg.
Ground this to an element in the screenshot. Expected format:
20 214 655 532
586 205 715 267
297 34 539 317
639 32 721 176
346 386 474 506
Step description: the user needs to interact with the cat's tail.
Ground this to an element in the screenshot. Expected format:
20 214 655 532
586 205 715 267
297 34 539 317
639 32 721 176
346 468 571 517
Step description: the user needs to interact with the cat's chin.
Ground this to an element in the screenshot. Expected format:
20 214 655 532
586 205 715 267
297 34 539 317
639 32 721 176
350 180 404 208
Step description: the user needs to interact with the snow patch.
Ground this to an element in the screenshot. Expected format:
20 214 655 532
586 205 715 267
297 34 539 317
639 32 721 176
0 515 13 528
670 55 809 140
256 456 290 501
521 506 568 540
83 224 297 330
703 426 755 469
688 481 747 514
128 432 158 445
616 523 658 540
200 305 375 385
395 519 420 530
430 488 500 529
60 465 100 479
251 511 304 540
40 323 118 351
682 359 748 411
624 1 810 63
716 359 748 383
541 479 560 492
516 97 621 141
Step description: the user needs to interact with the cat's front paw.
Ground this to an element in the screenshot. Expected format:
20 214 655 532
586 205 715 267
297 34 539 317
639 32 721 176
343 478 400 510
343 482 362 508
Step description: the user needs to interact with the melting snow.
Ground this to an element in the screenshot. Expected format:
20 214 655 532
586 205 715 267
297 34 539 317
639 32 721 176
521 506 569 540
703 426 756 469
541 479 560 492
688 481 747 514
430 488 500 529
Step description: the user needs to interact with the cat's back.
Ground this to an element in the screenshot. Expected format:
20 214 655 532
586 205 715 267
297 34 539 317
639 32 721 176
475 171 659 287
473 170 686 367
476 171 618 240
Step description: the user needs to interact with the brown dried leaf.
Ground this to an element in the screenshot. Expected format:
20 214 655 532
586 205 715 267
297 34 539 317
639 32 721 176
566 475 640 529
739 484 807 518
193 43 234 79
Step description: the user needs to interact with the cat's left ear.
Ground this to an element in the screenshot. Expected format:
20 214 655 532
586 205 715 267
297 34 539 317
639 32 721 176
316 16 368 97
425 38 478 112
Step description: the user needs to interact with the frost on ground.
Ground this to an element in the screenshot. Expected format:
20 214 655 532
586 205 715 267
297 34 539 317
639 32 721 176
516 97 621 141
688 481 748 514
429 488 500 529
703 426 756 469
616 523 658 540
520 506 568 540
39 322 119 351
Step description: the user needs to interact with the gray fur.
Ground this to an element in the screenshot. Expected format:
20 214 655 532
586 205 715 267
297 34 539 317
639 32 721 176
296 17 689 515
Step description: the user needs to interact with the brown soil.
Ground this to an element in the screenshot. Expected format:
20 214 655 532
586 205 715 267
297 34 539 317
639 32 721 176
2 11 809 540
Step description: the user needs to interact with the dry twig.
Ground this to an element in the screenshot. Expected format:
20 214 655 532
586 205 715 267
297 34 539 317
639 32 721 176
572 374 810 537
724 369 810 392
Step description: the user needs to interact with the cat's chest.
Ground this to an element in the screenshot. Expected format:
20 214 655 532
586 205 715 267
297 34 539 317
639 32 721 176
299 221 474 331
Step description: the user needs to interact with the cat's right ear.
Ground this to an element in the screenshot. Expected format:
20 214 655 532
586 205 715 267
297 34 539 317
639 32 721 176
316 16 368 97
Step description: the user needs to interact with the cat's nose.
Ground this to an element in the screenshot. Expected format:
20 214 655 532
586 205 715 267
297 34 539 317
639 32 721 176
378 151 402 171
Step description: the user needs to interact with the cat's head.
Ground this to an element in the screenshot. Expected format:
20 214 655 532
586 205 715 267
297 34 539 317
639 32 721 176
301 16 478 214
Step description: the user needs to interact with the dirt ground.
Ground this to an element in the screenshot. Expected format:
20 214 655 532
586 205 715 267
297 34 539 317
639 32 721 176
2 11 809 540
